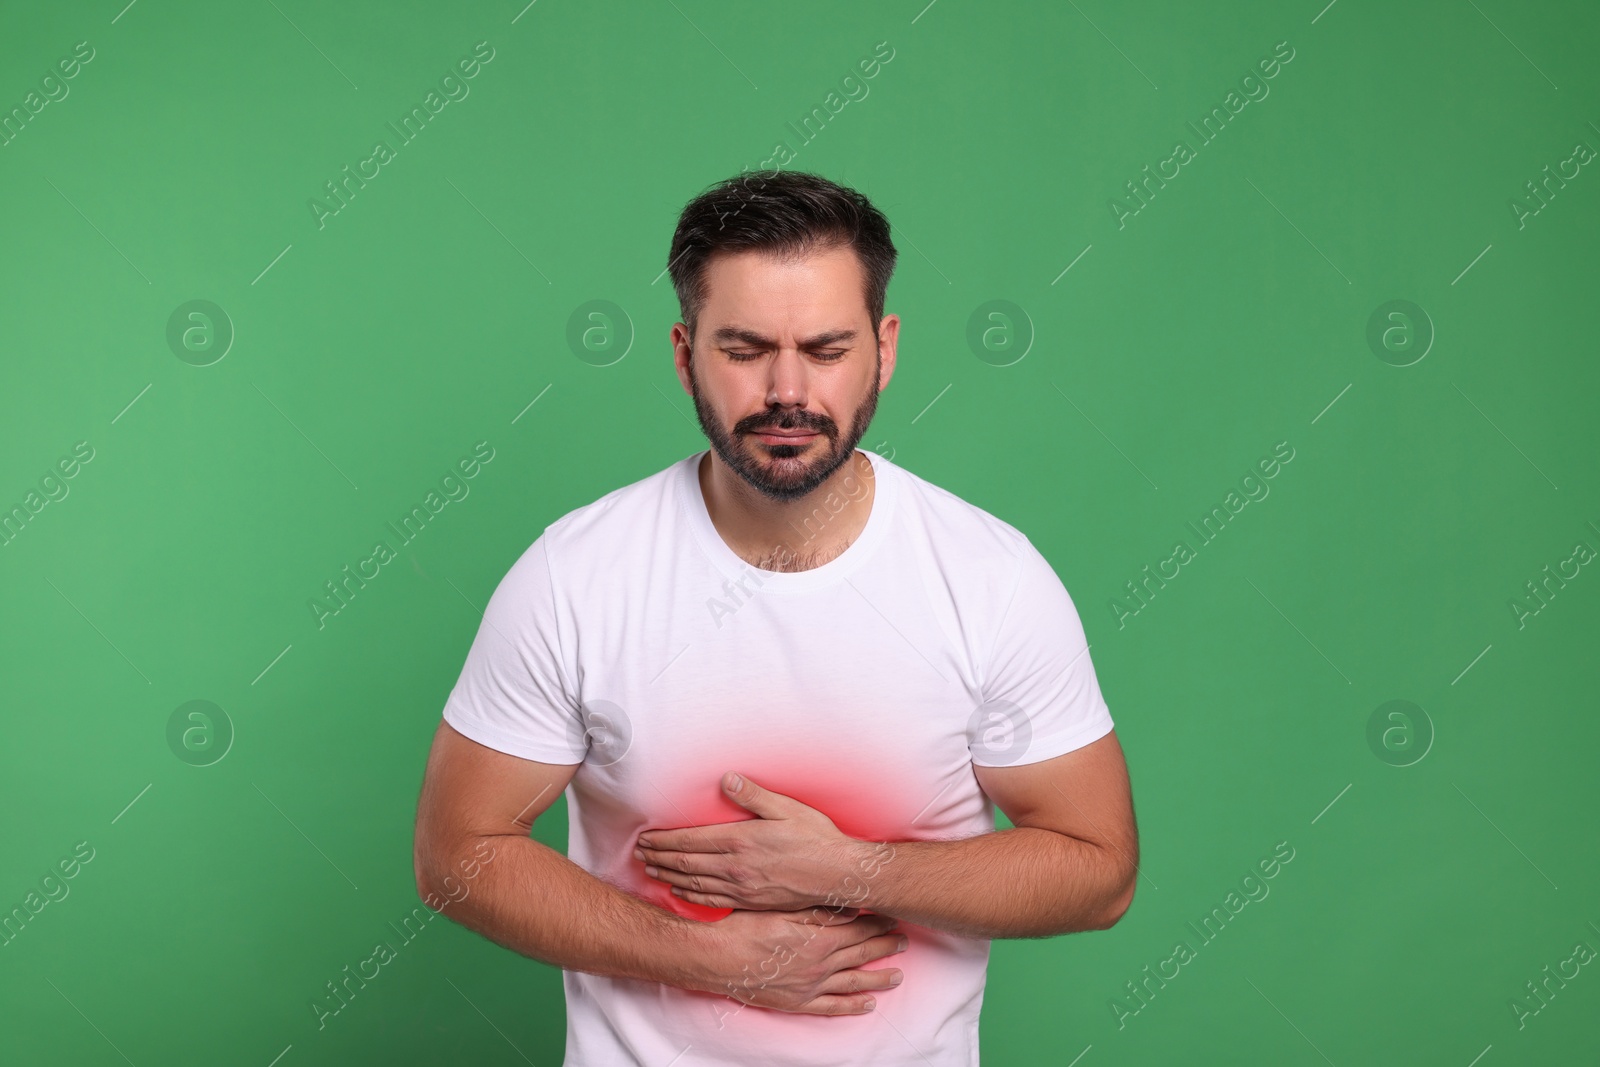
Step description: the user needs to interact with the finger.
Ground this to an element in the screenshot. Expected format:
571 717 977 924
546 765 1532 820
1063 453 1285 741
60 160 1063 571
637 828 733 853
843 913 901 939
643 865 748 909
768 905 862 930
822 918 899 950
638 850 735 882
819 964 905 996
791 905 861 925
642 863 737 894
670 886 747 909
722 772 802 819
792 993 879 1016
829 930 910 970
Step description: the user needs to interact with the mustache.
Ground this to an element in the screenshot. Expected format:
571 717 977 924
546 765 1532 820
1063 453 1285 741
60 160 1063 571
736 410 836 435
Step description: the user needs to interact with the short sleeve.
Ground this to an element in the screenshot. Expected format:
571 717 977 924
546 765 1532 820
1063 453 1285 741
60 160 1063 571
441 534 589 764
968 538 1115 767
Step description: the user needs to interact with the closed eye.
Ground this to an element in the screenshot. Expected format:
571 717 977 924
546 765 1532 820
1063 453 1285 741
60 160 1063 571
725 349 848 362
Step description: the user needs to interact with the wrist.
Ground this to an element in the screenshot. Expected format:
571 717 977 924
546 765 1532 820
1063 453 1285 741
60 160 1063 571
841 837 900 911
807 838 885 911
666 914 736 996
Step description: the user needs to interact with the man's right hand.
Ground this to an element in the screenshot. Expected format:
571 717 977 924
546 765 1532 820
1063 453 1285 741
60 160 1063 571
695 906 908 1015
415 723 911 1014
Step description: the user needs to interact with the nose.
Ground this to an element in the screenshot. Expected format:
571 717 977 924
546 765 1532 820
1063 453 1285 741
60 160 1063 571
764 346 808 409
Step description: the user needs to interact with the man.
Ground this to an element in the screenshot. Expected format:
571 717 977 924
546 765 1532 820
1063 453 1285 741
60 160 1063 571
413 170 1138 1066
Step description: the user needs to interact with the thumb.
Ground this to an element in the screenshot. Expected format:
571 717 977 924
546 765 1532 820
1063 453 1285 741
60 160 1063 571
722 772 793 819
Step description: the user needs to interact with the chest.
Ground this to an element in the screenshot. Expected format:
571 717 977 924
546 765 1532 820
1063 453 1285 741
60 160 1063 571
565 574 990 842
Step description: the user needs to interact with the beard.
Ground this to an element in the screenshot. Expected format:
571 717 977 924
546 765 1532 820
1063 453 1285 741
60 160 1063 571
688 350 880 502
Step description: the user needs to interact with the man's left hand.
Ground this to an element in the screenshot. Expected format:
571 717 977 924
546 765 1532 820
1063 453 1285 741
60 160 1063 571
635 772 875 911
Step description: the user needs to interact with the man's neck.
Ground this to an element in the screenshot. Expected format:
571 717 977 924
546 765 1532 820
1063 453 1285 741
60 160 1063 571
698 449 877 573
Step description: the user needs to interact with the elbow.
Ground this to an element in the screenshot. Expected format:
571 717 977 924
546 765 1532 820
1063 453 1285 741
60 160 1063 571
414 854 433 902
1093 866 1139 930
413 828 455 905
415 832 503 911
414 856 459 913
414 838 438 901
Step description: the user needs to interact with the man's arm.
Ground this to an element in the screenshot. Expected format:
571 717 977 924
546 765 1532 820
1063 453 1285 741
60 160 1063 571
637 728 1140 940
413 720 909 1014
413 720 708 984
857 728 1139 939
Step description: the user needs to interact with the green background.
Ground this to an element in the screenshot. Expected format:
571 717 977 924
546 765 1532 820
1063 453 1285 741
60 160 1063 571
3 0 1597 1063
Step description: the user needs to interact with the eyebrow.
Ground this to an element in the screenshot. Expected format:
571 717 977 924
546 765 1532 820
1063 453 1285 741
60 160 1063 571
710 326 859 349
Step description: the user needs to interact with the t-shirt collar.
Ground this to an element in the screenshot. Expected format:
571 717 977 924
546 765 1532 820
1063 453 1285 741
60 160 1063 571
677 447 896 593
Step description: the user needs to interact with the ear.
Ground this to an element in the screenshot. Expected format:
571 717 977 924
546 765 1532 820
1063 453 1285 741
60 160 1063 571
874 313 899 392
671 322 694 395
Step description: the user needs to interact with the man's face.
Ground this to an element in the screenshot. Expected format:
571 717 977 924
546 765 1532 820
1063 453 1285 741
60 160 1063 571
673 244 898 501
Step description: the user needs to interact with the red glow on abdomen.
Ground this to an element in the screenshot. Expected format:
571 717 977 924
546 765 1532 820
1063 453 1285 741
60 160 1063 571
625 742 943 923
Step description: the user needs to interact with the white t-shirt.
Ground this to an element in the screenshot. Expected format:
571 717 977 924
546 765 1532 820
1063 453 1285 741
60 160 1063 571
442 448 1115 1067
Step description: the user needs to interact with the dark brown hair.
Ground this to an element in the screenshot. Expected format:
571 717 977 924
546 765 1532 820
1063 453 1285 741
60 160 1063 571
666 170 897 344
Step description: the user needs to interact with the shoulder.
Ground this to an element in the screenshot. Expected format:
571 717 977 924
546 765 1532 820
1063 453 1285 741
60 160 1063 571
882 453 1037 561
470 459 689 648
548 456 684 534
531 454 690 574
878 453 1047 592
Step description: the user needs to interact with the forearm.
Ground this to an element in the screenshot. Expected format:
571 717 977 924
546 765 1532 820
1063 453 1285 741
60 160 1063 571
418 833 716 990
851 827 1128 940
